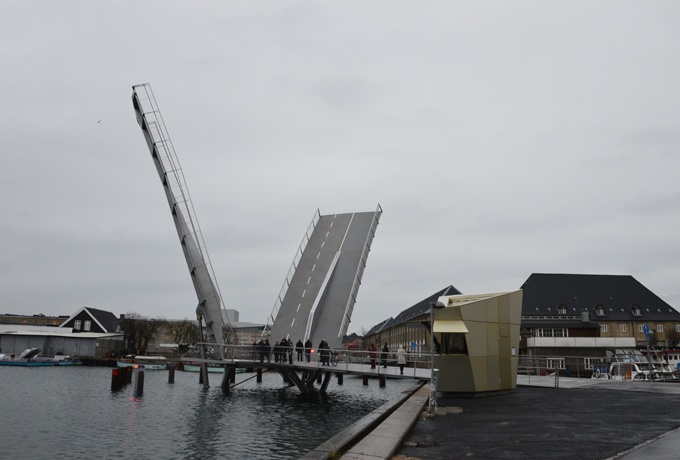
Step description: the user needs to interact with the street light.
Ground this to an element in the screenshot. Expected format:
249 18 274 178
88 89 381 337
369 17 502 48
429 300 446 414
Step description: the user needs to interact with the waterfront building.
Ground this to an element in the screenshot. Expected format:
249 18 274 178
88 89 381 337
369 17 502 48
520 273 680 373
362 285 461 356
0 306 123 358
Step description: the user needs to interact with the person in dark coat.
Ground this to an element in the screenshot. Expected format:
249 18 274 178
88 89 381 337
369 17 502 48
296 339 304 362
319 339 330 366
381 343 389 368
304 339 313 362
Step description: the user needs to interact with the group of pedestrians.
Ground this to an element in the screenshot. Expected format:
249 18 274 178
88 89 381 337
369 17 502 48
253 338 316 364
368 342 408 374
273 338 295 364
255 338 408 374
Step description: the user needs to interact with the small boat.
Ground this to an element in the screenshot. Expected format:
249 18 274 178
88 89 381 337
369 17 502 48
117 355 169 370
0 348 81 367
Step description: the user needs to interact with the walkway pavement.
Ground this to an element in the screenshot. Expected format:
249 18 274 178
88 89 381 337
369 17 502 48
394 377 680 460
301 375 680 459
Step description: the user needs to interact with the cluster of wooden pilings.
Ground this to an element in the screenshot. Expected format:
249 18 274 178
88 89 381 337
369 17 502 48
110 366 145 396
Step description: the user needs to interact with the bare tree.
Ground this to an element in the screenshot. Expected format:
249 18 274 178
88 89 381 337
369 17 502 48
168 319 200 354
119 312 166 355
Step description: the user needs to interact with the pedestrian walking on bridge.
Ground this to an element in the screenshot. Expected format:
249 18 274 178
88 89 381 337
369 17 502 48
397 345 406 374
296 339 304 362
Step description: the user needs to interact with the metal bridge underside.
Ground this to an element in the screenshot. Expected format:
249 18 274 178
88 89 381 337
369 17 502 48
269 210 380 349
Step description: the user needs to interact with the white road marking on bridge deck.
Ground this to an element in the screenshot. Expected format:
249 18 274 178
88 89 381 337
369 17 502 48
317 252 320 259
307 276 311 284
301 289 306 297
330 222 334 228
297 303 301 312
312 264 316 271
291 319 295 327
325 231 329 238
321 241 325 248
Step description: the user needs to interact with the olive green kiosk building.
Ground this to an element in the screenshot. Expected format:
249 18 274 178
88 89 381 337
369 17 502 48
433 290 523 395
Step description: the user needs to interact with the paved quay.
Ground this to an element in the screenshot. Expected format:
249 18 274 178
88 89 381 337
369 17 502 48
302 376 680 459
395 377 680 460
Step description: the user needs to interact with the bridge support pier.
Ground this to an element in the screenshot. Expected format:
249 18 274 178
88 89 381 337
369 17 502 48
379 376 386 388
336 373 343 385
221 368 230 394
319 371 333 394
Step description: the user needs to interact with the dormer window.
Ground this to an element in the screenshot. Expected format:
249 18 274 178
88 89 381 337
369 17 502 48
558 304 567 315
631 305 642 317
595 305 605 317
74 320 81 330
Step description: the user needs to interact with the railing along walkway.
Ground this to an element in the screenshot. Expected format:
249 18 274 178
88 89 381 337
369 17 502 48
183 345 433 382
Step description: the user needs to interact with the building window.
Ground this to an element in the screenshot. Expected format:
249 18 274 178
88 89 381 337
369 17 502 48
440 333 468 355
601 324 608 333
632 305 642 316
74 320 81 330
84 320 91 331
535 328 568 338
675 325 680 333
657 325 664 333
558 305 567 315
639 325 645 333
620 324 627 333
595 305 605 316
584 357 606 370
547 358 565 369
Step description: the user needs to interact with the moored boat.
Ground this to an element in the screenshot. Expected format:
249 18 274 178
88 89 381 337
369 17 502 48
0 348 81 367
117 355 169 370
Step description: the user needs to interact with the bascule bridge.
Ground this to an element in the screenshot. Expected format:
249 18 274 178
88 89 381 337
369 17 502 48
131 83 380 369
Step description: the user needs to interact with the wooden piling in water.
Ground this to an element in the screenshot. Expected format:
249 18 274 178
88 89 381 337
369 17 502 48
379 376 386 388
135 370 145 396
363 376 369 386
168 365 175 384
256 368 262 383
111 368 122 391
337 374 343 385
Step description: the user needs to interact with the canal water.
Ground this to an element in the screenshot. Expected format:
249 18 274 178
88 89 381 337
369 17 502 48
0 366 414 459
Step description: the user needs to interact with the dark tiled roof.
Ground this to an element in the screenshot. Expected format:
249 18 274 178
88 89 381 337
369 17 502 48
367 285 462 333
520 273 680 321
85 307 120 332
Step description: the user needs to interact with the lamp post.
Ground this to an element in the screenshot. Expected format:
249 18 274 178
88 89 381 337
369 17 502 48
429 300 445 414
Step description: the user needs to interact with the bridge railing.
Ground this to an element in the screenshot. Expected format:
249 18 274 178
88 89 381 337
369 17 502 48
185 345 434 376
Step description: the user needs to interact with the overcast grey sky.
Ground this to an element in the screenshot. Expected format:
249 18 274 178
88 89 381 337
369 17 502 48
1 2 679 335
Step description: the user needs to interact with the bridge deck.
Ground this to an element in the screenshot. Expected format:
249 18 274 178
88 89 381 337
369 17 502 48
185 357 432 381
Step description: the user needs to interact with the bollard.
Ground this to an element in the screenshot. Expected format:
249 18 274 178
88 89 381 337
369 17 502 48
135 370 145 397
337 374 343 385
168 365 175 384
111 368 121 391
363 376 368 386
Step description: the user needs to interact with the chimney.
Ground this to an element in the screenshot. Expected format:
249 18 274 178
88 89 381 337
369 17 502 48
581 309 590 322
